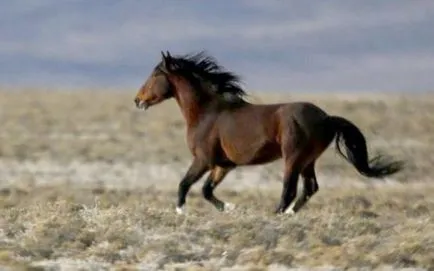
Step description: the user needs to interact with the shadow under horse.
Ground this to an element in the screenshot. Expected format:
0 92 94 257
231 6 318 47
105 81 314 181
134 51 404 215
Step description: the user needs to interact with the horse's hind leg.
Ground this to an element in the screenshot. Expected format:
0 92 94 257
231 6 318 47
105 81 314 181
287 162 319 213
275 118 306 214
202 166 234 211
275 160 301 214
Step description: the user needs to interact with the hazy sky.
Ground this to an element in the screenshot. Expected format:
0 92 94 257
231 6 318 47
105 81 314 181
1 0 434 92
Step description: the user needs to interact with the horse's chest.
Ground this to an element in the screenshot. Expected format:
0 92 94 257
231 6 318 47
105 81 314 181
186 123 218 157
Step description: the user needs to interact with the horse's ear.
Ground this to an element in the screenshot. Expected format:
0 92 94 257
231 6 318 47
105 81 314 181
160 51 174 73
161 50 177 72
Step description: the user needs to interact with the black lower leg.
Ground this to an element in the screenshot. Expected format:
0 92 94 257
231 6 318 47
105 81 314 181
292 164 318 213
303 164 319 200
176 160 207 209
177 178 194 208
202 166 232 211
202 176 225 211
275 170 299 213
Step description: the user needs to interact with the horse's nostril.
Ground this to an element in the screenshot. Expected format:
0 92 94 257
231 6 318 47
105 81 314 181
134 97 140 106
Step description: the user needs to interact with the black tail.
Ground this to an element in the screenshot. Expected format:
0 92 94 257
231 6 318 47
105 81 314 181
327 116 404 178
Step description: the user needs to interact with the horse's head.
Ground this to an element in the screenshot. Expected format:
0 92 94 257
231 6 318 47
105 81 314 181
135 50 248 112
134 51 176 110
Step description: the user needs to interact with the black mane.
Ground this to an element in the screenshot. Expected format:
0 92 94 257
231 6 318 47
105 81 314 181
164 51 248 103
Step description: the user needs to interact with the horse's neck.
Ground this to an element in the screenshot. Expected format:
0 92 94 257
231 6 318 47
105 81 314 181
172 80 210 128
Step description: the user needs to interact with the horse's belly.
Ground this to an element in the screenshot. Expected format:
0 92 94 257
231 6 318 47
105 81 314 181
248 141 282 165
218 107 280 165
222 137 281 166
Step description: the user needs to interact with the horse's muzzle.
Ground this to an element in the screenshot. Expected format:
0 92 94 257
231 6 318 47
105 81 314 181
134 97 140 107
134 98 149 110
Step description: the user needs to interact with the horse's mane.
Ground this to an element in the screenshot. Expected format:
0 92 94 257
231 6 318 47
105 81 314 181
166 51 248 104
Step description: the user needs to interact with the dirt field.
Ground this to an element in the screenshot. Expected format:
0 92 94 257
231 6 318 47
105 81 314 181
0 89 433 270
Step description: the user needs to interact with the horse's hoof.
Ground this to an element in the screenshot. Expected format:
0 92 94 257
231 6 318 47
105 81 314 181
284 207 295 216
175 206 185 215
224 202 236 212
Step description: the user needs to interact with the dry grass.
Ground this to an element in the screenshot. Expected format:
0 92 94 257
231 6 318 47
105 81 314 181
0 89 433 270
0 185 433 270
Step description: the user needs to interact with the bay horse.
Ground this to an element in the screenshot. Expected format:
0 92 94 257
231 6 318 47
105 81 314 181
134 51 404 215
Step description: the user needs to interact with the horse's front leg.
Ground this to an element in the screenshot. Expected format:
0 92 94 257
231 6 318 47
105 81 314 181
176 158 208 214
202 166 235 212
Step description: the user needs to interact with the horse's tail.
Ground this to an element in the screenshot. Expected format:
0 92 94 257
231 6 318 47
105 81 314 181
326 115 404 178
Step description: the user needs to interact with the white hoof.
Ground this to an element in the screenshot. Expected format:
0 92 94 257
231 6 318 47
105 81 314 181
175 206 185 215
284 207 295 216
224 202 236 212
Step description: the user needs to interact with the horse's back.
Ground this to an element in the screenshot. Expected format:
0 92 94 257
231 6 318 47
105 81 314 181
218 101 329 136
271 101 334 159
279 101 329 129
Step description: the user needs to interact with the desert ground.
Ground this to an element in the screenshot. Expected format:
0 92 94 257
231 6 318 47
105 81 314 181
0 89 433 270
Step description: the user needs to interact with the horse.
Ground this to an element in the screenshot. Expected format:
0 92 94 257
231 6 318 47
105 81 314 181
134 51 404 215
